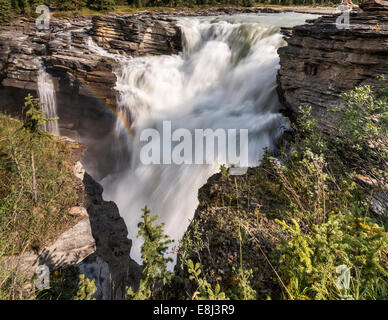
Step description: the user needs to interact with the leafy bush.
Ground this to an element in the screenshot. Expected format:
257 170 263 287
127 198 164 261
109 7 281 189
273 79 388 300
0 95 79 255
331 80 388 175
186 259 229 300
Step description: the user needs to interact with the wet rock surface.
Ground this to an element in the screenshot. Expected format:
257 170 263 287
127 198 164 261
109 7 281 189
0 14 183 110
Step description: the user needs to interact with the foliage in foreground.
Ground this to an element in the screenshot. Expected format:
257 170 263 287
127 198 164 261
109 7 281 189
0 95 82 299
273 79 387 300
127 206 233 300
0 79 386 300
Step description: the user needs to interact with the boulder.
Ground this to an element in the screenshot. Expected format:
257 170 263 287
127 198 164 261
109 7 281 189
4 219 95 279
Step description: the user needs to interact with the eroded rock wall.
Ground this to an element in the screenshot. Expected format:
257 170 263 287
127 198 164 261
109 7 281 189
80 172 141 300
277 2 388 129
92 14 182 56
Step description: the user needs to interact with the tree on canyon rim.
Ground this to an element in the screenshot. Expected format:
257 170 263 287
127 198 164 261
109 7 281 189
0 0 12 25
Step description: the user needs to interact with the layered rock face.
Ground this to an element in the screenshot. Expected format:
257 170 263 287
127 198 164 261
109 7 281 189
277 1 388 128
0 18 96 92
0 29 43 91
0 19 118 179
361 0 388 11
0 14 182 179
44 27 118 110
92 14 182 56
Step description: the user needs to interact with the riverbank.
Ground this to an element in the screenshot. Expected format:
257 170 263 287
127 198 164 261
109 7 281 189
50 4 338 19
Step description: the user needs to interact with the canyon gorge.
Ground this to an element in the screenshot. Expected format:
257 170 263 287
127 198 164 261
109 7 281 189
0 1 387 299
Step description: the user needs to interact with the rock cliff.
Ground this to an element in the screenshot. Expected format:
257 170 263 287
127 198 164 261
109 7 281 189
79 172 141 299
0 14 182 108
91 14 182 56
277 1 388 129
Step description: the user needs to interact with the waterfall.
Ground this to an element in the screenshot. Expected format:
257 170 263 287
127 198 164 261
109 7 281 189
37 63 59 135
89 13 318 264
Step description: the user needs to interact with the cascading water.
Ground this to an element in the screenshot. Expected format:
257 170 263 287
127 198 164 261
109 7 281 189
89 13 319 264
37 62 60 135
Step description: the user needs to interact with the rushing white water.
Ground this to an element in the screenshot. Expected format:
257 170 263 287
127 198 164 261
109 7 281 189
89 13 319 264
37 64 60 135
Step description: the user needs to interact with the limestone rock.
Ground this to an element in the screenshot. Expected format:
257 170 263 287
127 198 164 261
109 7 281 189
5 219 95 278
74 161 86 181
360 0 388 12
77 254 111 300
91 14 183 56
68 206 88 217
277 4 388 129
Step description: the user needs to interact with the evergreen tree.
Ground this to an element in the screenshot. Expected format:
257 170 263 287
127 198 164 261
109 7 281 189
11 0 20 13
127 206 173 300
22 94 56 136
57 0 85 11
95 0 115 10
0 0 12 25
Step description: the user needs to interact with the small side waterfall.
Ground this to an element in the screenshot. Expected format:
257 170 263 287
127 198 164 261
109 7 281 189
37 63 59 135
88 13 319 265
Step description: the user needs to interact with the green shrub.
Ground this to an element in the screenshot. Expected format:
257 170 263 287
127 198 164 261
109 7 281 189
74 275 97 300
330 79 388 185
227 267 257 300
0 95 80 299
273 78 388 300
186 259 229 300
276 214 388 300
